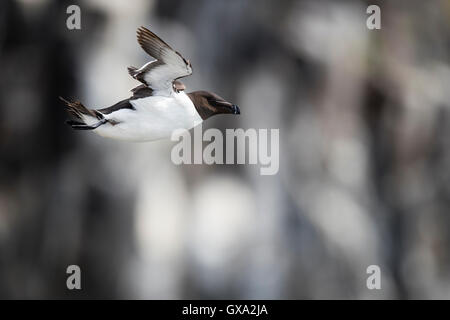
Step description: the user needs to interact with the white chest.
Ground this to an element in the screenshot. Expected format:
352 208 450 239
95 92 203 141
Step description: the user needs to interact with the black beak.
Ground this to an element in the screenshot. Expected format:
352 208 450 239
210 99 240 115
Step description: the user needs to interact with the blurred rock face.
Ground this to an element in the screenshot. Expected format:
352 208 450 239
1 0 450 299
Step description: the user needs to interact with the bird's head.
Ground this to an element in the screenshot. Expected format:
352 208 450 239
187 91 240 120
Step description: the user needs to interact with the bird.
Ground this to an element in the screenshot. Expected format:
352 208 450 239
61 26 240 142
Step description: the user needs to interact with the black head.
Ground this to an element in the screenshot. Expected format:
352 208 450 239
187 91 240 120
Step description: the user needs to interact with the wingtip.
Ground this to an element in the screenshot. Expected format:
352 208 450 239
137 25 149 32
136 26 150 37
136 26 160 42
59 96 69 104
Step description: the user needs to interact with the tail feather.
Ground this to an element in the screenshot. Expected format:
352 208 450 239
65 119 85 126
66 118 107 130
60 97 105 130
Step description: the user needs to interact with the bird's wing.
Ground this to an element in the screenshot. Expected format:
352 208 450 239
96 85 154 115
128 26 192 95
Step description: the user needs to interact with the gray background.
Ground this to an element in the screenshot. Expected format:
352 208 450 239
1 0 450 299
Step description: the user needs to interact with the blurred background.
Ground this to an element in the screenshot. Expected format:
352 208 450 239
1 0 450 299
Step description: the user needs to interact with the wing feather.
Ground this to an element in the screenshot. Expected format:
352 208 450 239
131 27 192 94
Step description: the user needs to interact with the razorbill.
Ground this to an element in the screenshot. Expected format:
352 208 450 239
61 26 240 142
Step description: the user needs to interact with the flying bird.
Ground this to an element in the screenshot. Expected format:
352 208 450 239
61 26 240 142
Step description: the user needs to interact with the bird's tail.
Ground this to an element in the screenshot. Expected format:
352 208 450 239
59 97 106 130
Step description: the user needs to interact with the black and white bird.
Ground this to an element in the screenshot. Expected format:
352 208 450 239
61 26 240 142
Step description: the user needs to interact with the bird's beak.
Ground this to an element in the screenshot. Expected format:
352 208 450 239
210 99 241 115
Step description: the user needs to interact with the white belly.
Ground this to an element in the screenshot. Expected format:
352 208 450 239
94 92 203 142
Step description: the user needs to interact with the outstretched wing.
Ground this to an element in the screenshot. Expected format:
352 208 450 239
129 26 193 94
